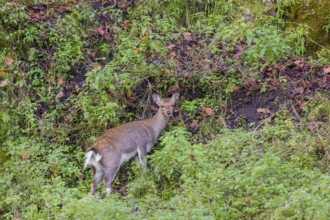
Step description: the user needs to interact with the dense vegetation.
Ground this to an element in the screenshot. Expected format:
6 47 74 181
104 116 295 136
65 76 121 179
0 0 329 219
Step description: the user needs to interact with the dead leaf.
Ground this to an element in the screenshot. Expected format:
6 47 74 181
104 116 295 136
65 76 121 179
243 76 258 90
97 26 105 35
189 154 195 161
270 79 280 87
274 63 280 69
92 63 102 71
22 151 30 160
189 120 198 131
220 102 227 109
123 22 131 30
171 32 179 37
323 66 330 74
232 86 241 91
117 2 131 9
294 59 302 66
203 107 213 116
304 80 313 88
223 46 231 51
242 9 253 21
5 58 13 67
184 32 192 41
292 87 304 95
55 5 68 14
139 31 149 43
39 32 46 40
0 79 9 88
57 77 64 86
45 77 54 83
89 51 98 58
169 51 176 58
243 195 251 201
126 92 137 103
269 79 280 91
298 100 307 109
235 44 243 52
167 85 180 93
184 71 192 78
56 91 64 99
307 123 316 131
260 67 266 74
168 44 175 50
257 108 267 114
49 99 55 105
232 52 241 59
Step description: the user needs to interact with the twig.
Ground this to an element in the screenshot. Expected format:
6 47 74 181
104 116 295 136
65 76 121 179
290 101 302 121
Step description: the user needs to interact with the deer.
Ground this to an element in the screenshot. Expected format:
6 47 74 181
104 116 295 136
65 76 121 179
84 93 180 195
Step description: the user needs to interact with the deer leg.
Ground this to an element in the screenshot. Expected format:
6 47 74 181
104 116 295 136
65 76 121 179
91 167 104 195
104 166 120 194
137 147 147 171
134 155 140 163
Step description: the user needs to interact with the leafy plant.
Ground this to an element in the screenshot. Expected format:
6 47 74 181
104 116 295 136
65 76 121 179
245 25 291 66
182 99 199 116
324 15 330 33
286 23 309 56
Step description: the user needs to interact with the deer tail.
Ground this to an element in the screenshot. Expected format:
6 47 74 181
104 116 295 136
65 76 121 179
84 149 102 169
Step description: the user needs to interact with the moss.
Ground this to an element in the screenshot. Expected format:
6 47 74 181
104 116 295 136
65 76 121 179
284 0 330 55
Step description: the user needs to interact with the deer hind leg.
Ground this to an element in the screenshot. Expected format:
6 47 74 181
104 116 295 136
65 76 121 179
91 167 104 195
104 166 120 194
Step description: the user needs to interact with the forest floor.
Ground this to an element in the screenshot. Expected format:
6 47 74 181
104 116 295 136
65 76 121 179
33 2 330 117
25 2 330 128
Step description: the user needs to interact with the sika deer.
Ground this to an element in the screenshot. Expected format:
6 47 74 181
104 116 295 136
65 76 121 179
84 93 179 195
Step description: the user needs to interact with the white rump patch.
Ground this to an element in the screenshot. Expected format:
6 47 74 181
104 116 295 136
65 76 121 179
84 151 103 168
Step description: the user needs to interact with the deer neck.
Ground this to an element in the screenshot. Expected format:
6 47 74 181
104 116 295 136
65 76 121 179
146 110 169 138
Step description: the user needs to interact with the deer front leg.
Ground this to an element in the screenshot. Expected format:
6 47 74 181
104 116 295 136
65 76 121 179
137 147 147 171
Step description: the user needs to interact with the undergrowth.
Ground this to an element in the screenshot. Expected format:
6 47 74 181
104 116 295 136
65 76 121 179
0 0 329 219
1 121 329 219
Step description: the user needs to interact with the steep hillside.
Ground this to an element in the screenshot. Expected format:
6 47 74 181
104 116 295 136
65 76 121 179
0 1 329 219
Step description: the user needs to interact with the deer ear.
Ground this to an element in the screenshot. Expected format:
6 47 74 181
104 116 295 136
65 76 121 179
152 94 161 105
171 93 180 102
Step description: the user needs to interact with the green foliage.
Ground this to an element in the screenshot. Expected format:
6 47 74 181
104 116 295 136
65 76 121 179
1 0 330 219
47 122 328 219
0 137 81 219
316 48 330 64
324 15 330 33
286 23 309 56
182 99 199 116
59 196 136 220
245 25 290 66
308 93 330 123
